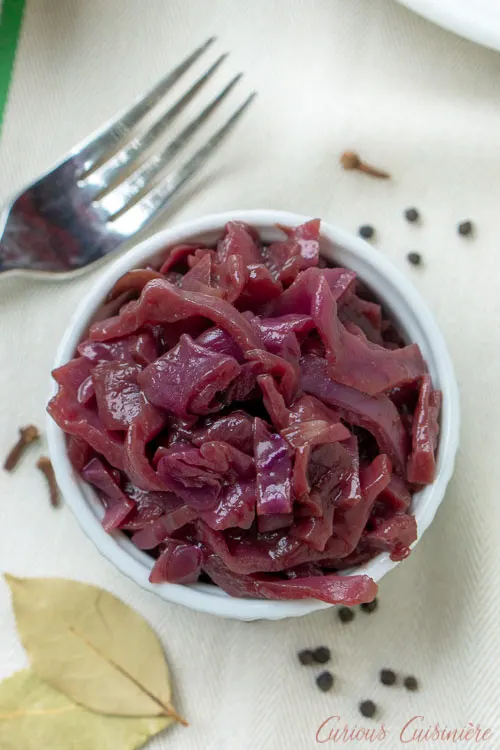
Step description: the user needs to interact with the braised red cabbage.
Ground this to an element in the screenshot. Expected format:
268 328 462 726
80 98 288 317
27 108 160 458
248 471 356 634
48 219 442 606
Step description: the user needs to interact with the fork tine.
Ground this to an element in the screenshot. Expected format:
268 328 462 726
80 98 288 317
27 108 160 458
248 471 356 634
99 74 243 218
111 92 256 235
86 53 228 192
78 37 216 172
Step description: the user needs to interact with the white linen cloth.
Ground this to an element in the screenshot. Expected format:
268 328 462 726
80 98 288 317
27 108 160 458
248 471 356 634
1 1 500 747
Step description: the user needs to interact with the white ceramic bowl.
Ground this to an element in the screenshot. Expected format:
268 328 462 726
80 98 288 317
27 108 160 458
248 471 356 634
47 210 460 621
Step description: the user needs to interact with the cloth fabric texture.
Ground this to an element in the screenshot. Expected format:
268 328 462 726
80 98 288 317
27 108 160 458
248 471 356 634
1 1 500 747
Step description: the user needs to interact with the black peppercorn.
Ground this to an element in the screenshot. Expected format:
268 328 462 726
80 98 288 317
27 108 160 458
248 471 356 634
359 225 375 240
458 220 473 236
338 607 355 623
316 671 334 692
404 207 420 223
359 700 377 718
404 676 419 692
298 649 315 666
407 252 422 267
380 669 397 686
361 598 378 613
313 646 331 665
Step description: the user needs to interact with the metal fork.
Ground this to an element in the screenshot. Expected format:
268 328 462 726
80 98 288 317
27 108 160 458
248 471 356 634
0 38 255 278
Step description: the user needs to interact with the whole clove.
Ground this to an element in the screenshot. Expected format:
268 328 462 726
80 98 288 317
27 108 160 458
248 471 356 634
36 456 60 508
340 151 390 179
4 425 40 472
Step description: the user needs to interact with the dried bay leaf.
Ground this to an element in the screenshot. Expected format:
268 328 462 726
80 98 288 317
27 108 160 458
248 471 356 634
0 670 171 750
5 575 186 724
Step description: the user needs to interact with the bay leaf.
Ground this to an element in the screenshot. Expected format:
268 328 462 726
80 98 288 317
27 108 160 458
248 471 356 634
0 669 171 750
5 575 185 724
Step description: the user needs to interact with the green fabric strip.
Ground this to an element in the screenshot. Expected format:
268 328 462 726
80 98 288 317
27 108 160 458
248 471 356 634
0 0 25 133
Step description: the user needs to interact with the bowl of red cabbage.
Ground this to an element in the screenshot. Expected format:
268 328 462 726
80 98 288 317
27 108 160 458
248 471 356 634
46 210 459 620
